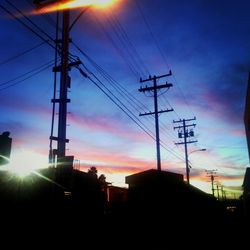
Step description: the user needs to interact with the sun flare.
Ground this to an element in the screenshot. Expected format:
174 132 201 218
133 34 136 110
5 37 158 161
35 0 120 14
7 150 48 178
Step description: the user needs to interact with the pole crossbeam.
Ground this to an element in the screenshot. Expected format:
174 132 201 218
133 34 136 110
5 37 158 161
173 124 196 130
139 108 173 116
140 71 172 83
175 140 198 145
139 83 173 92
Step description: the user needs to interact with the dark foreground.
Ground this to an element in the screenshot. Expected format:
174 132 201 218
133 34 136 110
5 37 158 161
0 168 248 248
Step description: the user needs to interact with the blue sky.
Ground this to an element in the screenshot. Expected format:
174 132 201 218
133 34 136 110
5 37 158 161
0 0 249 196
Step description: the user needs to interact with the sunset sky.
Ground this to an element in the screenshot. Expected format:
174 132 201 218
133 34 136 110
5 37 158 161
0 0 249 197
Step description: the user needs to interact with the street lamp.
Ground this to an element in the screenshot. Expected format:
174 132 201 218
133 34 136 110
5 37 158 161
188 148 206 183
189 148 206 156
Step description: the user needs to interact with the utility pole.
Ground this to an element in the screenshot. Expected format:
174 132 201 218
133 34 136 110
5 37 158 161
174 117 197 184
139 71 173 171
34 1 81 166
206 169 217 196
221 185 226 200
57 9 70 158
216 183 220 200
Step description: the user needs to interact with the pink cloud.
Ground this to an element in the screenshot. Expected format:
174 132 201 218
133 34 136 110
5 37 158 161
69 113 151 142
198 90 242 124
230 128 246 137
79 164 146 175
75 145 155 169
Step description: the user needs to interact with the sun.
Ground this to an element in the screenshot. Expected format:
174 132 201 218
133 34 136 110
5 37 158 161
7 150 48 178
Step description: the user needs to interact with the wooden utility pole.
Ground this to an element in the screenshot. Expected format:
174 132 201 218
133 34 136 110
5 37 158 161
139 72 173 171
174 118 197 184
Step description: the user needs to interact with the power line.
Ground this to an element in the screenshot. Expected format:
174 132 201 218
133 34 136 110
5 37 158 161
134 0 195 117
0 62 54 92
72 42 148 111
0 4 55 50
107 13 150 77
15 3 182 150
81 64 155 138
91 11 140 79
5 0 55 42
78 68 156 141
2 3 185 164
0 60 54 87
72 42 179 143
105 13 145 78
24 0 59 30
0 41 47 66
72 42 185 161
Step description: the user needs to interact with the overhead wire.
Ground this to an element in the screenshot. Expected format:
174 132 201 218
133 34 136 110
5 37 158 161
5 3 155 139
0 59 54 87
1 2 185 163
72 42 184 160
5 0 55 42
80 63 155 138
0 61 54 92
0 3 55 50
73 42 157 131
134 0 196 118
104 15 143 78
90 11 140 79
25 0 60 30
0 41 47 66
77 61 185 161
99 9 180 143
78 66 156 141
107 12 150 77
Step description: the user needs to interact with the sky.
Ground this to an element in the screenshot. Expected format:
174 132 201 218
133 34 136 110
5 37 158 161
0 0 249 197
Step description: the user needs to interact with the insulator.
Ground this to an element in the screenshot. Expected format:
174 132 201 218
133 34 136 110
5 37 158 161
189 131 194 137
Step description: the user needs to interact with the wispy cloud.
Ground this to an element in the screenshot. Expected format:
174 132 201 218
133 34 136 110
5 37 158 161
69 113 151 142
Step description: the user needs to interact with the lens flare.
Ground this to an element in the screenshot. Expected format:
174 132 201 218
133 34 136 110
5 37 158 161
8 150 48 178
35 0 119 14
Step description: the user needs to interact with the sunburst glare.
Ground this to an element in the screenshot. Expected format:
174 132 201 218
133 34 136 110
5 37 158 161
7 150 48 178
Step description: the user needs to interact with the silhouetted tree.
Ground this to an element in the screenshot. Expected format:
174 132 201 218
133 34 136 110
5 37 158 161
87 166 98 179
98 174 106 184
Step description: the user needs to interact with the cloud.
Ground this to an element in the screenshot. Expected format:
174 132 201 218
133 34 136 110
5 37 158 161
196 62 249 125
69 113 151 143
79 164 145 175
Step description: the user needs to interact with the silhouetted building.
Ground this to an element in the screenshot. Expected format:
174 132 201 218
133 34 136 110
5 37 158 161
243 168 250 196
243 72 250 219
244 72 250 160
243 167 250 217
0 131 12 165
126 169 222 226
107 185 128 214
0 167 105 220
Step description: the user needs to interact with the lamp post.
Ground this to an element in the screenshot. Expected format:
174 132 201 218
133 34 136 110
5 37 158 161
188 148 206 183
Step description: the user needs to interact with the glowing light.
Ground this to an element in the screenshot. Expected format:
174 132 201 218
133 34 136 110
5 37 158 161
8 150 48 178
35 0 119 14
